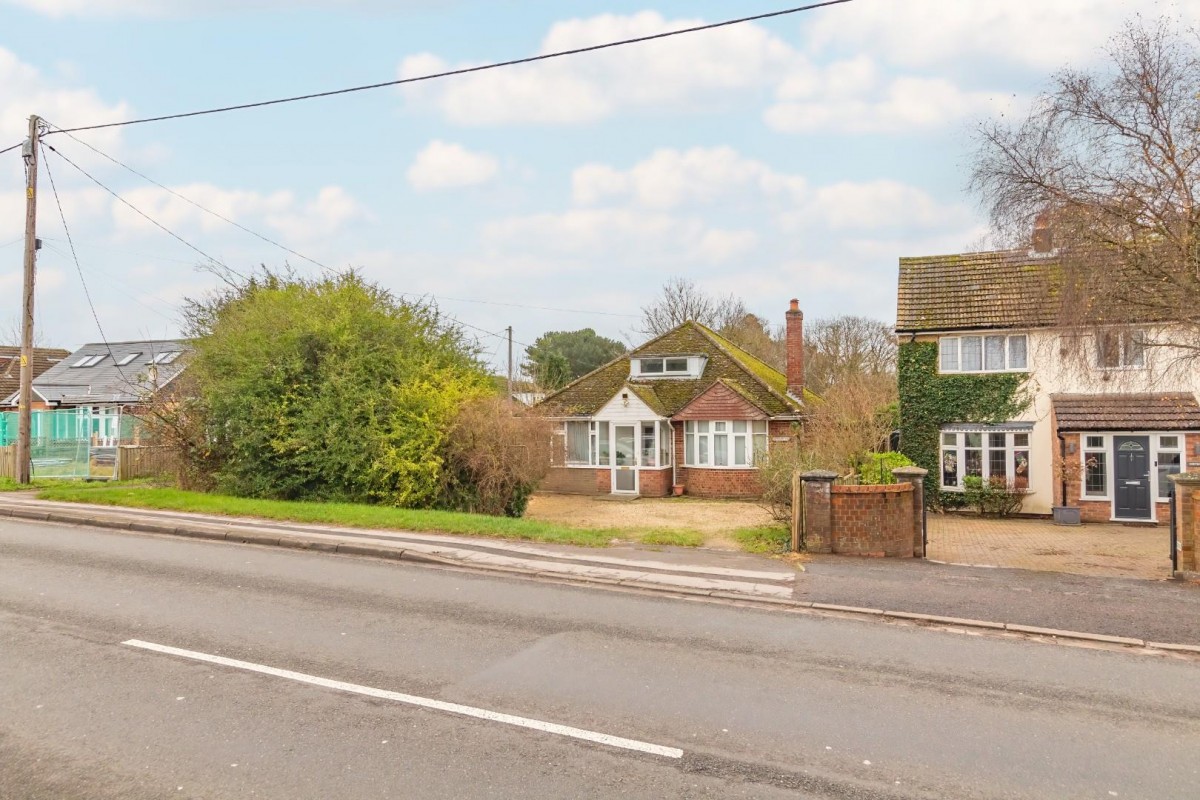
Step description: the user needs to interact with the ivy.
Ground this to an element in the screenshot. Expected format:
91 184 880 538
897 341 1032 507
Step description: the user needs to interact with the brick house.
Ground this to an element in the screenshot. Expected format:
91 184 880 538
897 248 1200 523
0 346 69 404
536 301 812 498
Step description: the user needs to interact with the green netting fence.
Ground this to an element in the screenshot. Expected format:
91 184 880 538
0 409 144 480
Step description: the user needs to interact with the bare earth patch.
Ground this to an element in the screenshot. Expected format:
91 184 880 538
526 493 775 550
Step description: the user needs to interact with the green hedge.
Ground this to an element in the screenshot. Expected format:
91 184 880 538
897 341 1031 507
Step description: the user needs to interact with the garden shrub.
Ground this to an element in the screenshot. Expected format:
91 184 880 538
962 475 1026 517
854 451 916 485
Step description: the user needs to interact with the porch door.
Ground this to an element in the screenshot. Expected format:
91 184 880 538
1113 436 1152 520
612 424 638 493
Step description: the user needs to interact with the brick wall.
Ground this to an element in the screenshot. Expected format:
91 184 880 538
639 467 672 497
802 476 918 558
541 467 605 495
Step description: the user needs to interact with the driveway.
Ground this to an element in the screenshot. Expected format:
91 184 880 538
926 513 1173 580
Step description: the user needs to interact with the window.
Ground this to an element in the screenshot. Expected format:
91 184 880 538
641 423 657 468
115 352 140 367
1096 329 1145 369
566 422 589 465
70 354 106 368
939 335 1028 373
1083 436 1107 498
631 356 702 379
1158 436 1182 500
684 420 768 467
149 351 181 365
940 427 1032 490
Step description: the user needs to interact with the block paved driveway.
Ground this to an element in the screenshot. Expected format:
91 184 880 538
925 513 1175 580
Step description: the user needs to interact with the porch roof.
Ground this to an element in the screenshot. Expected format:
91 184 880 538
1052 393 1200 432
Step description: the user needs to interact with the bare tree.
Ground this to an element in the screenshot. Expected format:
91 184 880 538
637 277 747 338
804 316 897 396
971 16 1200 360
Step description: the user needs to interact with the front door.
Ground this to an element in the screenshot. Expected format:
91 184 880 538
612 424 638 493
1113 436 1152 520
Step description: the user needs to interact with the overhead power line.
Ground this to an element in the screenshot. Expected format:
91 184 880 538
44 1 853 135
40 141 250 281
44 120 331 273
0 141 21 156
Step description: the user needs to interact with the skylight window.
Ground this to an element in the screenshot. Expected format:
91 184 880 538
115 353 140 366
149 351 181 365
70 354 107 368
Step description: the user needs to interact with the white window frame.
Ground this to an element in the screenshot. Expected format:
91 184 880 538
1156 434 1182 501
940 428 1031 491
1082 435 1109 499
938 334 1029 374
684 420 769 468
629 356 705 379
1095 329 1146 370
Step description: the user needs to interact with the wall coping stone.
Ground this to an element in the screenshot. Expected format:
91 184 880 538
831 484 914 495
801 470 839 481
892 466 930 478
1169 472 1200 486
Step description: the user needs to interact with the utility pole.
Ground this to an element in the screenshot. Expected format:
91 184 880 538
506 326 514 402
17 114 41 485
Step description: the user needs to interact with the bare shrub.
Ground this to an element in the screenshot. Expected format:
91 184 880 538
438 397 554 517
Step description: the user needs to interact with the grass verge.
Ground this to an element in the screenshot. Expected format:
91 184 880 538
734 524 792 554
32 485 704 549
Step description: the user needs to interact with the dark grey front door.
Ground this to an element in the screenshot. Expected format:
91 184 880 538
1113 436 1152 520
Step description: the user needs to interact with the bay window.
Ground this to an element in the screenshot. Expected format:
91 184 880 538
940 427 1031 490
684 421 768 467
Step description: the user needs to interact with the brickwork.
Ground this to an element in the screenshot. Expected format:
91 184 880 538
802 473 835 553
785 299 804 397
827 484 915 557
1171 473 1200 574
542 467 603 495
674 382 768 421
638 467 672 497
678 467 762 498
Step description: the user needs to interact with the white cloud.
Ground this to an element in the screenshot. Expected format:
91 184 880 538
794 180 976 232
3 0 425 16
398 11 800 125
482 208 756 265
407 140 499 191
802 0 1200 71
764 57 1016 134
110 183 367 245
0 47 130 167
572 147 806 210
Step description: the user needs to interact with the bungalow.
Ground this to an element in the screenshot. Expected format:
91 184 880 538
536 301 811 498
0 345 69 403
1 339 190 445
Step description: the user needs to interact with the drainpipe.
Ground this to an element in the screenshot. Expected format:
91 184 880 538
668 419 677 489
1057 432 1068 507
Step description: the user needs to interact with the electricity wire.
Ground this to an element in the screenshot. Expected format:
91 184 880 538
45 1 853 135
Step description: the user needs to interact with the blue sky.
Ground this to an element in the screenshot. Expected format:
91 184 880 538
0 0 1181 373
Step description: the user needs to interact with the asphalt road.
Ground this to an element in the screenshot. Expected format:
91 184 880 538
2 519 1198 799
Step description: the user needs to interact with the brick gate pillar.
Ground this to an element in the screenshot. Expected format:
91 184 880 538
1169 473 1200 576
892 466 930 559
798 470 838 553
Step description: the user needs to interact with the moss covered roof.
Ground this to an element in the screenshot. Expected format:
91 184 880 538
897 250 1062 333
537 321 806 418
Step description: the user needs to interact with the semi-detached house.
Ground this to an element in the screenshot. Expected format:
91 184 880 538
536 301 813 498
897 247 1200 524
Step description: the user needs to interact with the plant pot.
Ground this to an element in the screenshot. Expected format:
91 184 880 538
671 484 685 497
1052 505 1082 526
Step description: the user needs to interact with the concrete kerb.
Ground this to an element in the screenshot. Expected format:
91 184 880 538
5 500 1200 657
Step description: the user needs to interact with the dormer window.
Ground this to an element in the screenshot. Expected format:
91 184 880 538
631 356 704 379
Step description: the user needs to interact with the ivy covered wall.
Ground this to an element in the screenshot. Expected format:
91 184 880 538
897 341 1032 507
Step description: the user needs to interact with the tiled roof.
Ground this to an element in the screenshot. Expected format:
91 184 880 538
0 346 70 401
1052 393 1200 431
897 250 1062 333
2 340 191 407
537 321 807 419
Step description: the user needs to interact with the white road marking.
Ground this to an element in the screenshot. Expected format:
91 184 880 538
123 639 683 759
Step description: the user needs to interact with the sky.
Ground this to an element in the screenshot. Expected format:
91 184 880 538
0 0 1191 374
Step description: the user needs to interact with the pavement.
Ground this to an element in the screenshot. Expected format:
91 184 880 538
3 518 1199 799
1 494 1198 649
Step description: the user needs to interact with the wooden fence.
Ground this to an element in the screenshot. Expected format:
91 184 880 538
0 445 14 480
117 446 174 480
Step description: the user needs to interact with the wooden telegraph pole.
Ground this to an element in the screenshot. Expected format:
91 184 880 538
17 114 41 484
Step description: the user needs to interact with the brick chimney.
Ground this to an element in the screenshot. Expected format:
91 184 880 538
1032 211 1054 253
785 298 805 399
